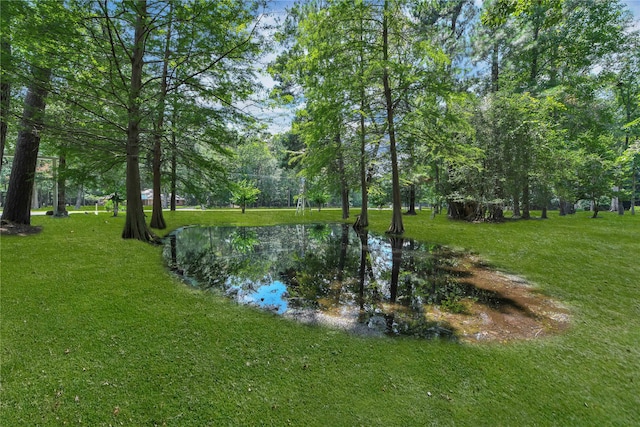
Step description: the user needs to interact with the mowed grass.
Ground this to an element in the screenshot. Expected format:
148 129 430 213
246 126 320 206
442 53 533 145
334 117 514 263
1 208 639 425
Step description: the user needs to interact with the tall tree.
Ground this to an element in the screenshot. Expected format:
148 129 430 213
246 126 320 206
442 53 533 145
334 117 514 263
1 0 77 225
120 0 154 241
149 1 173 230
381 0 403 234
1 66 51 225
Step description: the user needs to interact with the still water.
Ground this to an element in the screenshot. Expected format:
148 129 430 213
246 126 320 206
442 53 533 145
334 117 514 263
163 223 513 340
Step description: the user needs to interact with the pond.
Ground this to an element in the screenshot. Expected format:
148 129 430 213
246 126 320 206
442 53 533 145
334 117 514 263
163 224 569 342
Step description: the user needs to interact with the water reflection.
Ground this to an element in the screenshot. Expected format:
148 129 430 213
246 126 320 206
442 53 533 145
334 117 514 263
164 224 523 340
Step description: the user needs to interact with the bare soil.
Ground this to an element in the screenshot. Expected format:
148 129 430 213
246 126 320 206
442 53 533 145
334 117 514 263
0 220 43 236
429 254 571 343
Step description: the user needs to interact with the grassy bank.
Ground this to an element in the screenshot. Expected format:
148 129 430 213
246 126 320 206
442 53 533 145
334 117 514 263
1 209 639 425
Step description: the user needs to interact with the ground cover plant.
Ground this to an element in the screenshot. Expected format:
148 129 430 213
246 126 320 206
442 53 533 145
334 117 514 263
1 209 639 425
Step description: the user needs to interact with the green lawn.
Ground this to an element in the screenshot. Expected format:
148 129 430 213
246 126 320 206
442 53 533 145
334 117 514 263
1 209 639 425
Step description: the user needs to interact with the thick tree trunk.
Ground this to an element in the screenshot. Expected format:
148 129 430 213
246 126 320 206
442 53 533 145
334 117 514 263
1 66 51 225
382 0 403 235
122 0 155 242
0 39 10 174
150 139 165 229
150 3 172 230
513 192 521 217
559 198 567 216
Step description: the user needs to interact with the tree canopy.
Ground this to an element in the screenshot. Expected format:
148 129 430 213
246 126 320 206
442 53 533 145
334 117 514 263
2 0 638 238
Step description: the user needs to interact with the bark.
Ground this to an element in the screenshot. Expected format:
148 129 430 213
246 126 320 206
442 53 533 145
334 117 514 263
559 198 567 216
336 133 349 220
170 109 177 211
31 183 39 210
513 192 521 217
357 107 369 228
356 16 369 230
122 0 155 242
405 183 417 215
150 2 173 230
75 185 83 210
0 39 10 174
55 153 68 216
488 203 504 222
448 200 478 221
632 161 636 215
522 181 531 219
382 0 403 235
1 66 51 225
491 39 499 93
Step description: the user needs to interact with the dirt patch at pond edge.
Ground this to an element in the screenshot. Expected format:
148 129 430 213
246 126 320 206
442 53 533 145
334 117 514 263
429 254 571 343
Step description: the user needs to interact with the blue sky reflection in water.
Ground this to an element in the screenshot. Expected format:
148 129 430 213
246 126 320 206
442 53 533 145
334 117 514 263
164 223 568 341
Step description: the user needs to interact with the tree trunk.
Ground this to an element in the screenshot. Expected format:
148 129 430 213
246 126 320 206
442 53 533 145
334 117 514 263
335 133 349 220
150 137 165 228
0 39 10 174
356 16 369 230
150 2 172 230
31 182 39 210
55 153 68 216
491 39 499 93
513 192 521 217
357 104 369 228
382 0 403 235
541 206 547 219
122 0 155 242
632 160 636 215
170 110 177 211
405 183 417 215
1 66 51 225
75 185 83 210
522 181 531 219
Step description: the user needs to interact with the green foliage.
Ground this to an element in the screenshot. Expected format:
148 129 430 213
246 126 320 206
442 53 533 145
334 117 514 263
230 179 261 213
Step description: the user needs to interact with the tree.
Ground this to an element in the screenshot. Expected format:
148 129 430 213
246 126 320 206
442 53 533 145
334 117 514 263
1 0 81 225
230 179 260 214
1 66 51 225
307 185 330 212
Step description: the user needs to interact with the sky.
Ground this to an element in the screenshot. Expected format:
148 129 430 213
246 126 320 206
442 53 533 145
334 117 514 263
253 0 640 134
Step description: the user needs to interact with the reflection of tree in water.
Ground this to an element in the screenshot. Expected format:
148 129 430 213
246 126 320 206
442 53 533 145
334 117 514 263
164 224 530 340
280 224 360 309
229 229 259 254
